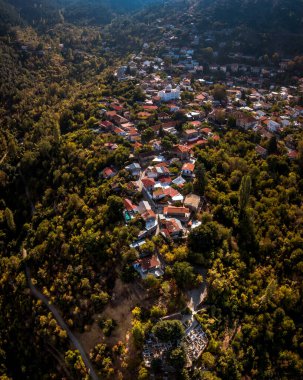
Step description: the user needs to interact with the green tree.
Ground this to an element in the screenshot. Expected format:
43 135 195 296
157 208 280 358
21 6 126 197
238 175 251 213
106 195 124 222
194 163 207 194
152 320 184 342
169 347 186 370
172 261 196 289
141 127 155 143
4 208 15 232
267 136 278 155
213 84 227 103
188 221 229 256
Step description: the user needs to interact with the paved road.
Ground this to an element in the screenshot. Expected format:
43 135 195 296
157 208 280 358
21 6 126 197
25 265 100 380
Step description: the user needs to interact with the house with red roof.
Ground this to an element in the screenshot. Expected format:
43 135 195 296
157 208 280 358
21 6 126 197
106 110 117 120
133 255 163 278
101 167 116 179
173 145 191 160
163 206 190 222
160 217 183 240
99 120 114 131
182 162 195 177
163 187 184 203
141 177 156 193
124 198 138 213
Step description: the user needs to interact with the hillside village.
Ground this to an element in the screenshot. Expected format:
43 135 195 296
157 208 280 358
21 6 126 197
95 47 303 278
1 0 303 378
87 18 303 367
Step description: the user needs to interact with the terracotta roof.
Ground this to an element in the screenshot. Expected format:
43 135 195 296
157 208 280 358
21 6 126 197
189 121 202 127
201 127 212 134
141 209 156 221
161 218 182 235
137 112 152 119
99 120 113 128
102 167 115 177
124 198 137 211
143 105 158 111
159 177 172 184
182 163 195 172
106 110 117 117
110 104 123 111
164 187 180 198
288 150 298 159
186 139 208 149
142 177 155 187
138 255 160 271
164 206 190 215
184 129 197 135
175 145 191 153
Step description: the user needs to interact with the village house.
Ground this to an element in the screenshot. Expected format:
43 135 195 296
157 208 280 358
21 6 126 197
183 129 199 142
101 167 116 179
172 175 187 188
138 152 156 166
160 216 184 240
173 145 191 160
133 255 163 278
141 177 156 193
255 145 268 158
184 194 201 213
267 119 281 133
145 165 169 179
99 120 114 131
234 112 258 130
182 162 195 177
125 162 142 177
141 209 158 233
123 199 139 223
163 187 184 204
163 206 190 222
208 109 226 125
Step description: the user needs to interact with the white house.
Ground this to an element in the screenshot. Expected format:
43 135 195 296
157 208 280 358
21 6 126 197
268 120 281 132
158 85 181 102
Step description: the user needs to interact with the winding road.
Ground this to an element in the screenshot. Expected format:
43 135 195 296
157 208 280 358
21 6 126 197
19 165 100 379
25 265 100 380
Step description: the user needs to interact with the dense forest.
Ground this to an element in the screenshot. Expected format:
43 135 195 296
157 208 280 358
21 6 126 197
0 0 303 379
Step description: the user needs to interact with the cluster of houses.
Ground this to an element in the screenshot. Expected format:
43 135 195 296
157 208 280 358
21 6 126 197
95 12 303 371
97 52 303 280
122 159 202 278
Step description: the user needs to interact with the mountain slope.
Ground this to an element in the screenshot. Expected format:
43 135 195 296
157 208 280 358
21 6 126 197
196 0 303 33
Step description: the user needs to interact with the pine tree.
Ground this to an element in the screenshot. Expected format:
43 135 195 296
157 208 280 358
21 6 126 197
5 208 16 232
194 162 207 195
238 175 251 213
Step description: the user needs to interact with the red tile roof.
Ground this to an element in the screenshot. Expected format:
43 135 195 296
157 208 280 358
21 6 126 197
124 198 137 211
142 177 155 188
164 206 190 215
182 163 195 172
138 255 160 271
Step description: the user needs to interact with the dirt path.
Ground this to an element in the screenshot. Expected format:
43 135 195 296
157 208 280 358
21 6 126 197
222 322 241 351
20 173 99 379
0 152 7 165
76 278 149 353
25 265 100 380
